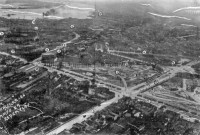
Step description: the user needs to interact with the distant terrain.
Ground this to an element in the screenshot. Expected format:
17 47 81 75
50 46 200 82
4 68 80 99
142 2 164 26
0 0 94 19
5 0 61 8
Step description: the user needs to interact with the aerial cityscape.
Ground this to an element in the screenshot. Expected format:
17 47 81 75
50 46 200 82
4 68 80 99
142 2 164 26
0 0 200 134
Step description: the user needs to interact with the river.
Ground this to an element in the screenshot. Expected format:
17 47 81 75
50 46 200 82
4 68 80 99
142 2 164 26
0 2 94 20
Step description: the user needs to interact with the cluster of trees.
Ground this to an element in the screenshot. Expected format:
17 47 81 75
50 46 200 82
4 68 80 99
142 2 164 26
0 78 6 96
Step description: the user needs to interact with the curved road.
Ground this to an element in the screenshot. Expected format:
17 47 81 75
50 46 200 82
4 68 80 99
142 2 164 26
33 32 80 63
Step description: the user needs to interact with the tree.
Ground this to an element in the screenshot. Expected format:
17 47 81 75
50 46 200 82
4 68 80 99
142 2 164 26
57 61 63 70
79 80 90 93
0 78 6 96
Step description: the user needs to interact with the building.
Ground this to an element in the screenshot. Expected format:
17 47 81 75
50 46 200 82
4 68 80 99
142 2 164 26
41 53 56 64
88 87 115 100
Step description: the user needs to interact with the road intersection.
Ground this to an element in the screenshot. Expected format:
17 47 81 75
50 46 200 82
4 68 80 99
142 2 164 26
2 31 200 135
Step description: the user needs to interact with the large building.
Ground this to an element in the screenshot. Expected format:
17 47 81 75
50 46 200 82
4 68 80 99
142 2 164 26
41 53 56 64
88 87 115 100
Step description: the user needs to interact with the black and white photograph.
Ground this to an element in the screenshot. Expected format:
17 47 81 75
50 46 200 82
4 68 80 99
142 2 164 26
0 0 200 134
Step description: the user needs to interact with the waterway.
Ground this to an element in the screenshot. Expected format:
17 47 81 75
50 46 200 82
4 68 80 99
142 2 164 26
0 1 94 20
